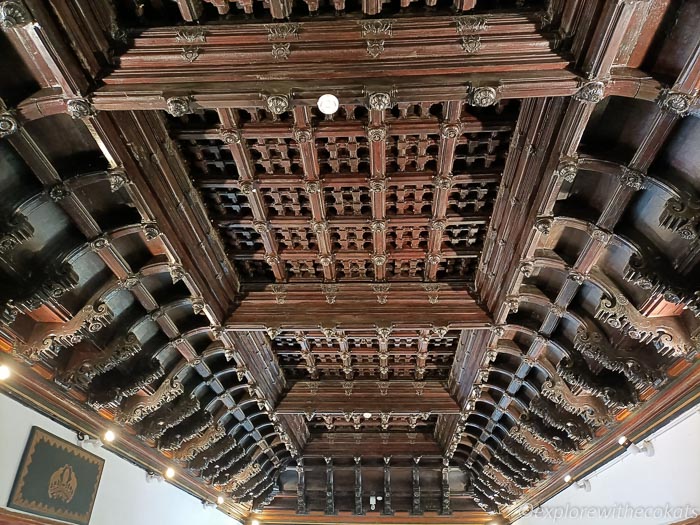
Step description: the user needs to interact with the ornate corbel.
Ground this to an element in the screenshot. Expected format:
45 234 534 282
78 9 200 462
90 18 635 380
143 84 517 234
56 332 141 388
172 424 226 461
0 212 33 253
557 356 639 410
574 327 666 388
13 303 113 364
115 377 184 425
659 194 700 241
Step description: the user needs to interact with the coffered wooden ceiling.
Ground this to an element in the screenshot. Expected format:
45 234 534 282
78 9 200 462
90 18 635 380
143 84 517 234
0 0 699 523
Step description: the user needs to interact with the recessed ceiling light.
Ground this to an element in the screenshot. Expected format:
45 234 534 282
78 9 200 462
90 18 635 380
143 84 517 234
217 495 225 505
103 430 116 443
363 412 372 419
564 474 572 483
251 519 261 525
618 435 628 446
165 467 176 479
0 365 10 380
317 94 339 115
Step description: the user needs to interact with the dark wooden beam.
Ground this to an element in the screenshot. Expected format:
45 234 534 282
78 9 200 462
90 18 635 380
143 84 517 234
277 380 458 415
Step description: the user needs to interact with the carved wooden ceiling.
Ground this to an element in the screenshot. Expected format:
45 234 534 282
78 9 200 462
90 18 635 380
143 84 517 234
0 0 699 523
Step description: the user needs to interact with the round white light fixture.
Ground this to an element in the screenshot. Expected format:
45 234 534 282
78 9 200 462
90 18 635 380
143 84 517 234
103 430 116 443
251 519 261 525
0 364 10 380
363 412 372 419
563 474 572 483
217 495 225 505
617 435 628 446
165 467 176 479
317 94 339 115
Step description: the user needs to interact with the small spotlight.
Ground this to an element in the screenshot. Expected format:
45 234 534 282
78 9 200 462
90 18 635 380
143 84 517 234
251 519 261 525
165 467 176 479
363 412 372 419
0 364 10 380
103 430 116 443
217 495 225 505
564 474 572 483
317 94 339 115
618 435 628 446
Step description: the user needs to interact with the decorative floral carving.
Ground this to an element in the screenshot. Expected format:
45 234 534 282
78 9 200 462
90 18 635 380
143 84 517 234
266 94 290 115
367 126 387 142
108 170 127 192
0 1 32 29
422 283 440 304
360 20 392 37
534 216 553 235
573 80 605 103
373 284 390 304
369 178 386 192
266 23 301 40
372 253 387 266
657 89 694 117
366 40 385 59
219 128 242 144
264 253 281 265
620 166 645 190
141 222 160 240
440 123 462 139
181 46 200 62
555 156 579 182
505 296 519 313
272 43 291 60
432 174 453 190
293 129 313 143
519 260 534 277
469 86 498 107
271 284 288 304
454 15 488 34
166 96 192 117
367 92 392 111
49 184 70 202
460 35 482 54
176 26 206 43
0 107 19 137
426 253 441 265
168 263 186 283
321 283 339 304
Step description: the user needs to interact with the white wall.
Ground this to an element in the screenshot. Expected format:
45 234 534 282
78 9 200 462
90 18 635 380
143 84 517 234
0 392 238 525
514 408 700 525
